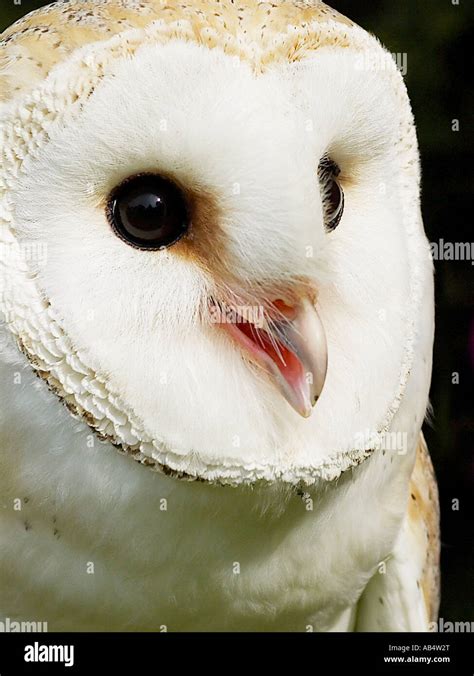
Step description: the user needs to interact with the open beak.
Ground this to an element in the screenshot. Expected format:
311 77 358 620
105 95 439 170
217 296 327 418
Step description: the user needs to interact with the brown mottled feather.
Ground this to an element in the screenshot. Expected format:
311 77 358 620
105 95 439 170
0 0 354 104
408 433 441 622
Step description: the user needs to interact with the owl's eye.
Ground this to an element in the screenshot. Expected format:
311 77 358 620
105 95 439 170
318 157 344 232
107 174 190 249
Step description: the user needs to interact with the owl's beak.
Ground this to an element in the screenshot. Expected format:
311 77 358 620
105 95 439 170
217 296 327 418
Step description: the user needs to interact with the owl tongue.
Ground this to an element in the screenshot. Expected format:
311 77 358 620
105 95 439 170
222 297 327 418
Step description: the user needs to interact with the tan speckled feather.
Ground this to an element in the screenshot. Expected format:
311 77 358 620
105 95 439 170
408 434 441 622
0 0 354 103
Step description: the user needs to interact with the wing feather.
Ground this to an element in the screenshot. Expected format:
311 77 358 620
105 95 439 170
356 433 440 631
408 432 440 623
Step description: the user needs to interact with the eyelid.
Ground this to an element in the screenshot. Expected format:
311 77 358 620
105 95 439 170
318 155 341 177
318 155 344 232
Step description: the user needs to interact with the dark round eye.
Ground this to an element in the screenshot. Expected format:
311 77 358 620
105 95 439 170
318 157 344 232
107 174 190 249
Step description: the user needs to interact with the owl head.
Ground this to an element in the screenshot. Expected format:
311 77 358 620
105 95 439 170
0 0 433 484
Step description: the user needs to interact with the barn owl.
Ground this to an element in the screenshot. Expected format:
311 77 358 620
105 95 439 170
0 0 439 631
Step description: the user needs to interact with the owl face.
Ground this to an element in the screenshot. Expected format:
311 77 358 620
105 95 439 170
0 2 432 484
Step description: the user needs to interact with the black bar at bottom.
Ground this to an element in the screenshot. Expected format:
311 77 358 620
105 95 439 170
0 631 472 674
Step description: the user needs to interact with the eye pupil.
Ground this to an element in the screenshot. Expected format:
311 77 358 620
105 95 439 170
326 177 343 227
123 193 165 238
328 179 341 214
108 174 189 249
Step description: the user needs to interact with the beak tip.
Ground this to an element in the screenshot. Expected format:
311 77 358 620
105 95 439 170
296 389 322 418
295 399 314 419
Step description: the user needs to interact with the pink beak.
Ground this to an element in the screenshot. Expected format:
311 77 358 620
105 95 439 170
218 296 328 418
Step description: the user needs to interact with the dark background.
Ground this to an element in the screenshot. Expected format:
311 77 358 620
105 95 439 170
1 0 473 623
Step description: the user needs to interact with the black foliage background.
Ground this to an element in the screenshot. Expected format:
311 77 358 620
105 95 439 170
1 0 473 622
